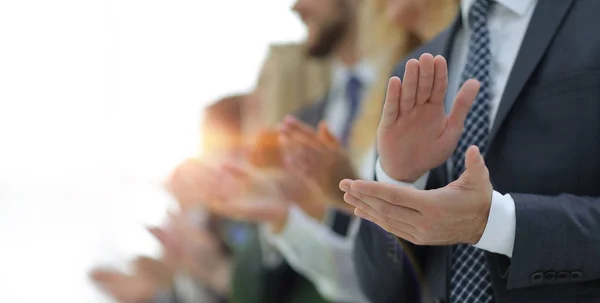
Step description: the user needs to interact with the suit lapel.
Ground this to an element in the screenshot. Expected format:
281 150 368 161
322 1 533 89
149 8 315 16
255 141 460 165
487 0 575 147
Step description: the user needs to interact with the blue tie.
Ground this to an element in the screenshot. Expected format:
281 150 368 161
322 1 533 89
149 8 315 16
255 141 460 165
340 74 362 147
450 0 495 302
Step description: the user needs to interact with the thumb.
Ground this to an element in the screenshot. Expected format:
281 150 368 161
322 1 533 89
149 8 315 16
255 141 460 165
317 121 338 147
464 145 487 179
447 79 480 137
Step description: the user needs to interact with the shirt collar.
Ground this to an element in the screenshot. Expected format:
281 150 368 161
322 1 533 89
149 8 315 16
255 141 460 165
330 59 377 94
461 0 535 26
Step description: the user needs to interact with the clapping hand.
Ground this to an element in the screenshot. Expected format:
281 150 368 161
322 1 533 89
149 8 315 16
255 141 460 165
377 53 480 182
340 146 492 245
91 256 174 303
150 213 231 295
280 116 356 213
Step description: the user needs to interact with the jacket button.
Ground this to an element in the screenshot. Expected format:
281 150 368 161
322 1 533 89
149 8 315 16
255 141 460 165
543 271 556 282
530 272 544 284
570 271 583 281
557 271 570 282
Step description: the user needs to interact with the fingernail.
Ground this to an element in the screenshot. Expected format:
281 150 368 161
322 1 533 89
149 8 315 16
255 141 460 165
339 180 352 191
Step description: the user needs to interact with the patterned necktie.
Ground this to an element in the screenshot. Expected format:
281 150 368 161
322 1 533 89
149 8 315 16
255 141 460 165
450 0 494 302
340 74 362 147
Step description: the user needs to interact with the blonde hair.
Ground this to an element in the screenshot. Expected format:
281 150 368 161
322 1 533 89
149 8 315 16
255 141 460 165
247 44 331 136
348 0 459 168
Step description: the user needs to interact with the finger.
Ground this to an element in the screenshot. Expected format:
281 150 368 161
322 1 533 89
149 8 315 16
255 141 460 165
429 55 449 104
447 79 480 136
183 227 216 249
339 179 353 192
133 256 164 276
148 226 168 245
415 53 435 105
380 76 402 127
463 145 488 178
354 209 419 244
317 121 340 148
343 192 380 217
349 180 423 212
227 201 287 222
220 161 250 179
400 59 419 114
281 128 324 159
285 155 312 175
90 268 124 284
281 116 318 139
344 191 420 227
148 227 180 253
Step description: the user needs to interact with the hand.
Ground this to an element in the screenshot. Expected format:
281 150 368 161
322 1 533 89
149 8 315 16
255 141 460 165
247 128 284 168
340 146 492 245
90 257 173 303
150 214 232 295
377 53 480 182
280 117 357 203
215 161 330 229
166 159 222 212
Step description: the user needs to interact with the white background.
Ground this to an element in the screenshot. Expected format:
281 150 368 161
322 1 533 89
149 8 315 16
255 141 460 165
0 1 304 302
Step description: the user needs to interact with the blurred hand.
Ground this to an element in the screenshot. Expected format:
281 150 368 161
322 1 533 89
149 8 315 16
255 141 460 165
214 161 331 230
280 117 357 208
166 159 219 212
377 54 480 182
150 214 231 295
247 128 284 168
91 257 173 303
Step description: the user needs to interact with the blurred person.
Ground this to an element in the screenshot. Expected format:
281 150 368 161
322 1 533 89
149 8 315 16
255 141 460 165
342 0 600 302
169 0 375 301
92 95 248 303
230 0 378 302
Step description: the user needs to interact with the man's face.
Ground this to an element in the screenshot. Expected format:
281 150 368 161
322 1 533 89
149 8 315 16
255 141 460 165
292 0 354 58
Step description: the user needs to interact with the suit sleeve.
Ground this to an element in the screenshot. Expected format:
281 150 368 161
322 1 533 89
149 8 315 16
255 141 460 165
263 206 369 303
354 219 423 303
230 228 293 303
506 193 600 289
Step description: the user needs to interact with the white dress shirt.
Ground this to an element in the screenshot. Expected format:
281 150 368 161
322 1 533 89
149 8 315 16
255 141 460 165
376 0 537 258
260 60 376 303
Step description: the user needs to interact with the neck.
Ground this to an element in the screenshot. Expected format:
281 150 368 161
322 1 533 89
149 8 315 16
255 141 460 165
334 22 360 66
413 2 459 41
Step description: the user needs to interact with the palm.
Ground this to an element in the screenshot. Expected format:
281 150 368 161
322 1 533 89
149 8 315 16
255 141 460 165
378 54 480 182
216 163 290 222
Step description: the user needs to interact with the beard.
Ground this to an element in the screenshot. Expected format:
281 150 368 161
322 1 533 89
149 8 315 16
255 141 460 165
305 19 348 58
305 0 352 59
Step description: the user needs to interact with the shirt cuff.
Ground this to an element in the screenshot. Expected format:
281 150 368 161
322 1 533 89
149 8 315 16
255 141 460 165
262 206 336 251
474 191 516 258
258 223 284 268
152 288 177 303
375 158 429 189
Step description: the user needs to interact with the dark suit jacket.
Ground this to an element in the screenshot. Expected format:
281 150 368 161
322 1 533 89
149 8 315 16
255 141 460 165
354 1 600 303
231 98 352 303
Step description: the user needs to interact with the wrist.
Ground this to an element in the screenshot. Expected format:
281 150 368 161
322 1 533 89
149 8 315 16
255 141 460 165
210 258 232 296
468 191 493 244
268 210 289 234
380 161 423 183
